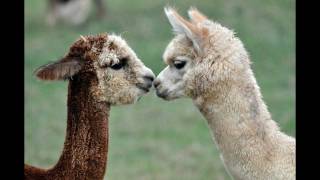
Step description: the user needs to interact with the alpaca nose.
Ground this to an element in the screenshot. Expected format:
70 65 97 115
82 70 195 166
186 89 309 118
153 79 161 89
143 75 154 88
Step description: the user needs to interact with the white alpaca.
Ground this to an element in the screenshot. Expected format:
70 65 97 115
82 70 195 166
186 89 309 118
154 7 295 180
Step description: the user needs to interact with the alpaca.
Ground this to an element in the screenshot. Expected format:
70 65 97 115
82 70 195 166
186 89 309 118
47 0 107 26
154 7 295 180
25 33 155 179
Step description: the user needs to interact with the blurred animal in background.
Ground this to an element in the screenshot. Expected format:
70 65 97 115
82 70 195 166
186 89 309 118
46 0 106 26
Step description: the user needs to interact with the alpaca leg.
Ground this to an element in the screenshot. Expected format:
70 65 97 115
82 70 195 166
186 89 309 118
94 0 106 18
46 0 58 26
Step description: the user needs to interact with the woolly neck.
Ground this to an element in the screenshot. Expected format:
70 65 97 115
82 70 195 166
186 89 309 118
193 79 276 150
25 74 110 180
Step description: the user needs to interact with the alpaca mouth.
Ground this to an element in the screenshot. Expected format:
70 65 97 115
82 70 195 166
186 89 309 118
156 89 169 99
136 83 151 92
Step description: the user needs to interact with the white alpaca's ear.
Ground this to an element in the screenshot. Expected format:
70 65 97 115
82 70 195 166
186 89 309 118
35 57 83 81
188 7 208 25
164 6 202 53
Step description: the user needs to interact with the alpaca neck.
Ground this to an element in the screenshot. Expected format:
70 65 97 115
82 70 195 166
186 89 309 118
193 75 279 156
49 75 110 179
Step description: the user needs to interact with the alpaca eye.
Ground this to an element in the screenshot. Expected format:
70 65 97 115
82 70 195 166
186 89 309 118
110 62 123 70
110 58 128 70
173 61 186 69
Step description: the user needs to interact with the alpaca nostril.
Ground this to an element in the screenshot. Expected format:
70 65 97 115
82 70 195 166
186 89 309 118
153 79 161 88
143 75 154 82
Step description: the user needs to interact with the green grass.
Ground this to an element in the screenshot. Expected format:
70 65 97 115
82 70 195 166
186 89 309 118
25 0 295 179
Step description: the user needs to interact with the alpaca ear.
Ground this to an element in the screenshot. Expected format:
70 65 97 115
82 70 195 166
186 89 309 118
35 57 83 81
164 6 204 53
188 7 208 25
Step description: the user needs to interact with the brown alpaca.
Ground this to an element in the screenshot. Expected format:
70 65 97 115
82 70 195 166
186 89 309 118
154 7 295 180
25 33 155 179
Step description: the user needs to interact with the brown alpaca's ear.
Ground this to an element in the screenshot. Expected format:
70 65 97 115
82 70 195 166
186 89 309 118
35 58 83 81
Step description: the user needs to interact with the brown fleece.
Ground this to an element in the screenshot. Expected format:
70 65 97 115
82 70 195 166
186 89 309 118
25 34 110 180
25 73 110 180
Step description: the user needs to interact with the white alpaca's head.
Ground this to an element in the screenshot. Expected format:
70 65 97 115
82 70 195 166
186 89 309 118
154 7 250 100
36 33 155 105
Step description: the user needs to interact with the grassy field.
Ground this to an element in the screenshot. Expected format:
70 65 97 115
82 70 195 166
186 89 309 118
25 0 295 179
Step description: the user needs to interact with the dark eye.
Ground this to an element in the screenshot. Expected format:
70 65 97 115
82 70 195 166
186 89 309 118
110 58 128 70
110 62 123 70
173 61 186 69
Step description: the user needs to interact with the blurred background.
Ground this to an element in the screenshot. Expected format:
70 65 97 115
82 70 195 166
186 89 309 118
25 0 295 179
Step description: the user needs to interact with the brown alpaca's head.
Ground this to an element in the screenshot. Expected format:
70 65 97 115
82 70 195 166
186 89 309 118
154 7 250 100
35 33 155 105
